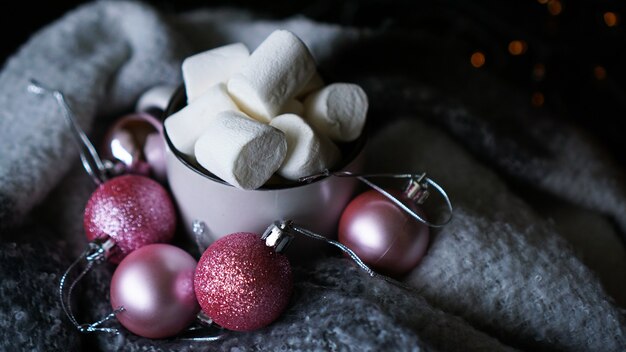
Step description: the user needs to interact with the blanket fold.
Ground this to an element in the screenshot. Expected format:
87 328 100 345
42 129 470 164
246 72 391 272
0 1 624 351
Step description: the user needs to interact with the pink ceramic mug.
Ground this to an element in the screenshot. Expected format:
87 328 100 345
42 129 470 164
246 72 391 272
163 87 366 248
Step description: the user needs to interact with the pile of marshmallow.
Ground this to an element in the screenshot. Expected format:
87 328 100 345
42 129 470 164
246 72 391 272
165 30 368 189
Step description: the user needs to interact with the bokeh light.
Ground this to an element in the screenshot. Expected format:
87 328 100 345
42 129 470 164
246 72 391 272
531 92 545 107
471 51 485 68
603 12 618 27
547 0 562 16
594 65 607 80
508 40 527 55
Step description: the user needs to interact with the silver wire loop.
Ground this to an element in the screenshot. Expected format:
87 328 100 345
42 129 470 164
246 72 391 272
267 220 376 277
271 220 415 291
178 311 226 342
299 170 453 228
59 240 122 334
77 307 125 334
27 79 107 185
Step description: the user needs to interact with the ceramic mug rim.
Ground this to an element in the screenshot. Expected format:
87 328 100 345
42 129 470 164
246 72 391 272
162 85 368 191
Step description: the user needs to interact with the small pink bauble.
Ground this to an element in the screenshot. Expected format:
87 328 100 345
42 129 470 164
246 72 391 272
110 244 200 338
84 174 176 263
338 189 430 278
194 232 292 331
101 113 167 181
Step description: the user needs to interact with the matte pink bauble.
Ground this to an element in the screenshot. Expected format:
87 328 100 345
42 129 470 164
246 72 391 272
338 189 429 278
84 174 176 263
101 113 166 181
194 232 292 331
110 244 200 338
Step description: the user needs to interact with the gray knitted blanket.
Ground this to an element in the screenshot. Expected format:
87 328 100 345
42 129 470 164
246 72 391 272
1 1 625 351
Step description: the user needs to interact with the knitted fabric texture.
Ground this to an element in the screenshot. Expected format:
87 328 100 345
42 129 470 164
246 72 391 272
0 1 624 351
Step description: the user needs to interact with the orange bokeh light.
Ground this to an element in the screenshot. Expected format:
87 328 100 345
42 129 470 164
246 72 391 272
531 92 545 107
547 0 562 16
604 12 618 27
594 66 607 80
471 51 485 68
508 40 527 55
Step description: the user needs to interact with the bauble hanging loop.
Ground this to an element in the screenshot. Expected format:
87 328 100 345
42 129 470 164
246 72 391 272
58 238 124 334
300 170 453 227
28 80 178 335
300 169 453 278
28 79 108 184
271 220 416 289
28 79 177 264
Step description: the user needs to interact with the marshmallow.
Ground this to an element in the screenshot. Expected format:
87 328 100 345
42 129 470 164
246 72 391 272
195 110 287 189
164 83 239 156
296 71 324 98
136 84 177 113
182 43 250 103
279 99 304 116
227 30 316 122
304 83 368 142
270 113 340 180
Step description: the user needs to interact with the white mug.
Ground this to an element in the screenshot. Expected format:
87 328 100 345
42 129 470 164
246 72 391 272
163 88 366 249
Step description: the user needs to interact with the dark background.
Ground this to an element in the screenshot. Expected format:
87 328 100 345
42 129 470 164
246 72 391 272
2 0 625 163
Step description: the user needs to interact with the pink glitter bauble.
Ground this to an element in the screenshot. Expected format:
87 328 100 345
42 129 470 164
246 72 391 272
84 174 176 263
194 232 292 331
110 244 200 338
338 189 430 278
